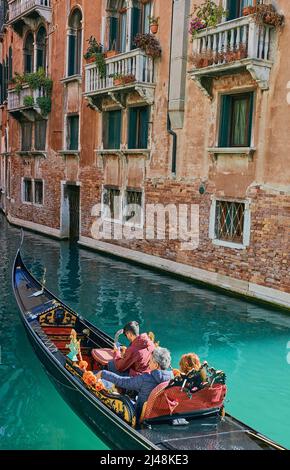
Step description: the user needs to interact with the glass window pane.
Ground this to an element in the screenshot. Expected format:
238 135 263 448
231 97 248 146
24 179 32 202
67 115 79 150
215 201 245 243
34 180 43 205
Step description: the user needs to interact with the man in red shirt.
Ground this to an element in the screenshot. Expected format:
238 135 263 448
108 321 155 377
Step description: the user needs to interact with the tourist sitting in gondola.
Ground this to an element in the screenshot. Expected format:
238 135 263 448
95 347 173 421
106 321 155 377
173 352 207 381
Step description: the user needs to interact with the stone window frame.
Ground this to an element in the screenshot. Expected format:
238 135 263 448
23 24 48 75
21 177 44 207
101 184 144 228
209 197 251 250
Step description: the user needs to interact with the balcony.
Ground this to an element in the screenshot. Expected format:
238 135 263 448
189 15 275 97
7 0 51 34
84 49 155 111
8 84 45 120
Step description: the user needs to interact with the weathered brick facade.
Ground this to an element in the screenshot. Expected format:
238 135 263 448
0 0 289 306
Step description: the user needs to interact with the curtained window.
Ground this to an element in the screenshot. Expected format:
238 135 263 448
219 92 254 147
227 0 253 20
128 106 149 149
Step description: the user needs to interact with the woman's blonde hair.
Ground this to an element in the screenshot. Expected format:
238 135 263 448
179 353 201 374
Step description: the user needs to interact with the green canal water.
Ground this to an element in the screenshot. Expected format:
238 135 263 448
0 214 289 450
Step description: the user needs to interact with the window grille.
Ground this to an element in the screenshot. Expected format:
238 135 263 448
215 200 245 243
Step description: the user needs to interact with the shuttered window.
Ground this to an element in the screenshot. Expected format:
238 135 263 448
35 120 47 150
21 121 33 151
8 46 12 81
23 179 33 203
219 93 253 148
67 115 79 150
131 6 140 49
103 110 122 149
128 106 149 149
34 180 43 205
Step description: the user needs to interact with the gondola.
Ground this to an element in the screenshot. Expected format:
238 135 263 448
12 249 286 451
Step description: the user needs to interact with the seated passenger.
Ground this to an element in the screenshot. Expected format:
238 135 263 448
108 321 155 377
96 347 173 421
178 353 207 382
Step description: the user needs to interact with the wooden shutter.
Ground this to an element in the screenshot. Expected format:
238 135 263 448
35 120 47 150
131 7 140 49
219 95 231 147
108 110 121 149
109 17 118 50
140 106 149 149
21 122 32 151
68 34 76 76
128 107 137 149
68 115 79 150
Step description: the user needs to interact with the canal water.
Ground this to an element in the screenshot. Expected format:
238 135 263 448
0 214 290 450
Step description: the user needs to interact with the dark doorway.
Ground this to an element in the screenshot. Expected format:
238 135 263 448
66 184 80 240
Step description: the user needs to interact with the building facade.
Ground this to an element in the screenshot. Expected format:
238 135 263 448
0 0 289 307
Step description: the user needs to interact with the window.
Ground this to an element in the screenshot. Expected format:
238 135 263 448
125 190 143 225
35 120 47 151
108 0 142 52
141 0 151 34
128 106 149 149
103 187 121 220
8 46 12 81
103 110 122 149
119 1 127 53
24 32 34 74
209 199 251 248
36 26 46 71
34 180 43 205
219 92 254 148
67 115 79 150
21 121 33 151
227 0 250 20
23 179 33 203
67 9 82 76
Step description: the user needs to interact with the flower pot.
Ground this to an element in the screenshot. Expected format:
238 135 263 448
113 78 123 86
150 24 159 35
243 6 256 16
106 50 118 58
123 75 136 84
85 56 96 64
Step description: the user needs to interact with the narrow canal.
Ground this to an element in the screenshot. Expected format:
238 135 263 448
0 214 289 450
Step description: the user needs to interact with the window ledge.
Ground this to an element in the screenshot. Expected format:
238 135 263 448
95 149 150 158
60 75 82 85
208 147 256 156
16 151 47 157
58 150 80 157
212 239 248 250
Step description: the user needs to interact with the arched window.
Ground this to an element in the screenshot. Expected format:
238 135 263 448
108 0 146 53
67 8 82 77
24 32 34 73
119 0 127 53
36 26 47 71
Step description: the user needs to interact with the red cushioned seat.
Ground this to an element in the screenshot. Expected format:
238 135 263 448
141 383 227 422
92 348 115 366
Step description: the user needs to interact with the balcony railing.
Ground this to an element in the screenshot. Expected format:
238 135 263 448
190 15 275 94
8 0 51 23
85 49 154 95
8 85 44 112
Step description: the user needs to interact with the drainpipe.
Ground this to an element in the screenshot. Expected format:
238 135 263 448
167 0 177 175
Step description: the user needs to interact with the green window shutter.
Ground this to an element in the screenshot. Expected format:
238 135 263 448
8 47 12 81
131 7 140 49
68 34 76 76
219 95 231 147
109 17 118 50
108 110 121 149
0 63 3 104
68 115 79 150
140 106 149 149
128 107 137 149
35 120 47 150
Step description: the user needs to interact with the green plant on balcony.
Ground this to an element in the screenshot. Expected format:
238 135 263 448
36 96 51 116
23 95 34 107
189 0 227 39
133 33 161 58
84 36 106 79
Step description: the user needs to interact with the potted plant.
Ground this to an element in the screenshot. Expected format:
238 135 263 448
243 5 256 16
106 40 119 58
254 3 284 28
149 16 159 34
84 36 103 63
235 43 247 60
189 0 227 40
133 33 162 58
111 73 124 86
123 74 136 84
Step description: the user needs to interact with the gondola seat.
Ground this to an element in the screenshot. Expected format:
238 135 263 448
140 382 227 423
92 348 114 366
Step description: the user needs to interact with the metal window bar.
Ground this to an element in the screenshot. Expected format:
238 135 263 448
215 201 245 243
